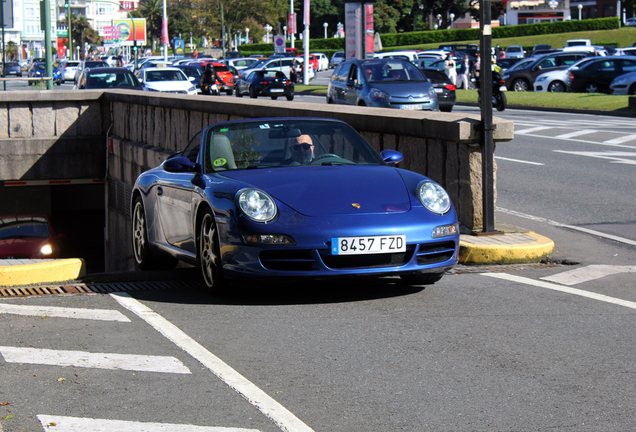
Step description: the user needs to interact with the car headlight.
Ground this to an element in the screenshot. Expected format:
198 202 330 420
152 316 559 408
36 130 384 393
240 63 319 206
237 188 277 223
417 181 451 215
612 77 627 86
369 88 390 100
39 244 53 255
188 86 196 92
502 74 510 80
536 76 546 82
428 86 437 98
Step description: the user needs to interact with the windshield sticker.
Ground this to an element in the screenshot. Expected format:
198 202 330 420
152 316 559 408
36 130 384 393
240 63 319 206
259 124 270 129
213 158 227 167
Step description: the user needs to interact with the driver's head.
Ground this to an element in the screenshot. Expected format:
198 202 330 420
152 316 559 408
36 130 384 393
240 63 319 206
290 134 314 164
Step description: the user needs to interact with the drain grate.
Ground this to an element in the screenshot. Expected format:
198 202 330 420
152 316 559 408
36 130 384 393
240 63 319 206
449 262 563 274
0 280 203 298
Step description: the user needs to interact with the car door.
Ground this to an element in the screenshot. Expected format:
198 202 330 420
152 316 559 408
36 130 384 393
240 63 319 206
595 59 618 90
156 132 201 253
345 64 364 105
336 63 352 104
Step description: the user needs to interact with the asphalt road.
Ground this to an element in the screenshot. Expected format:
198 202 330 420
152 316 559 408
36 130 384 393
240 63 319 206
2 76 636 432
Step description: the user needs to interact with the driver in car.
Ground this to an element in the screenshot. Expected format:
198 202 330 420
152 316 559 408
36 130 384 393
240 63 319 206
286 135 315 165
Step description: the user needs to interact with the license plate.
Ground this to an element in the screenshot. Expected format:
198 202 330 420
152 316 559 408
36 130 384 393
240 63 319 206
270 88 284 92
400 105 423 110
499 86 507 92
435 88 443 93
331 235 406 255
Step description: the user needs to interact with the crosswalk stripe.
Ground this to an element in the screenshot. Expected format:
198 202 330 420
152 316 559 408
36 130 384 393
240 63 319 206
36 415 260 432
0 304 130 322
554 129 599 139
0 347 191 374
603 134 636 144
541 265 636 286
515 126 551 134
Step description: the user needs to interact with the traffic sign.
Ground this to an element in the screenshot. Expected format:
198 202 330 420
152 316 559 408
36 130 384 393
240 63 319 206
274 35 285 53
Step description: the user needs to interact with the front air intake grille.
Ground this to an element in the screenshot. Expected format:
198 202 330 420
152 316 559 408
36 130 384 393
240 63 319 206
416 241 456 265
259 250 316 271
320 246 415 270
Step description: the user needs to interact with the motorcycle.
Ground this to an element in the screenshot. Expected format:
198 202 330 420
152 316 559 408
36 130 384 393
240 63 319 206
472 75 507 112
200 82 219 96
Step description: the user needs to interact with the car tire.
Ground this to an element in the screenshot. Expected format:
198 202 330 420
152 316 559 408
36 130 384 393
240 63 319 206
585 82 600 93
226 89 233 96
271 96 278 100
132 196 178 271
513 79 529 92
249 86 257 98
198 208 225 294
400 272 444 285
286 94 294 101
235 87 242 97
629 83 636 95
440 106 453 112
548 81 565 92
327 97 333 104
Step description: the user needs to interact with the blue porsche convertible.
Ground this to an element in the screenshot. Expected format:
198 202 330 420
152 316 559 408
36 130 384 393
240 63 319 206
131 118 459 293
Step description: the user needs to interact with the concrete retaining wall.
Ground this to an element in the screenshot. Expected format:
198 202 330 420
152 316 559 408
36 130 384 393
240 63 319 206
0 90 514 272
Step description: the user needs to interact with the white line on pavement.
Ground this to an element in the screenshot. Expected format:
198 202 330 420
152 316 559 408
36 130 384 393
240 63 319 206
494 156 544 166
515 133 636 149
110 292 315 432
497 208 636 247
0 304 130 322
36 415 260 432
541 265 636 286
603 134 636 145
482 273 636 310
554 129 599 139
0 347 191 374
514 126 552 134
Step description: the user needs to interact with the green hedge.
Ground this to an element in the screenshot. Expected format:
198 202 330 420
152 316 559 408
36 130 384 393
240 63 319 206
238 17 619 58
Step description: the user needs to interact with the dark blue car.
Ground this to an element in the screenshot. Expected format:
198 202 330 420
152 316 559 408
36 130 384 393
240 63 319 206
131 118 459 293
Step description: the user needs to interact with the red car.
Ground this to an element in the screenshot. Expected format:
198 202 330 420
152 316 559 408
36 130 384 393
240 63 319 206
189 60 234 95
0 215 64 259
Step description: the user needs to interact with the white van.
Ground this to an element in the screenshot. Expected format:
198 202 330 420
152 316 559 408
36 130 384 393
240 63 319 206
374 51 419 62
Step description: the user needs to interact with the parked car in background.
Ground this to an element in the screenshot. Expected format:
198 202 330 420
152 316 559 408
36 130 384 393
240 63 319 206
57 60 80 83
503 45 526 59
130 117 459 292
176 64 204 92
615 47 636 56
502 51 594 91
74 60 109 84
0 215 64 259
74 67 142 90
27 62 46 85
234 70 294 100
497 57 523 73
330 51 344 68
219 57 258 70
3 62 22 77
626 17 636 26
135 67 198 95
420 68 456 112
240 57 295 79
327 58 438 111
566 56 636 93
533 57 598 92
610 70 636 94
312 53 329 71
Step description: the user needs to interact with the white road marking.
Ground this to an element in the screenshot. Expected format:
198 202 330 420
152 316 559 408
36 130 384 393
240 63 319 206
483 273 636 310
604 134 636 144
37 415 260 432
554 129 598 139
494 156 544 166
497 208 636 247
516 132 636 149
553 150 636 165
0 304 130 322
0 347 191 374
514 126 552 134
110 292 315 432
541 265 636 286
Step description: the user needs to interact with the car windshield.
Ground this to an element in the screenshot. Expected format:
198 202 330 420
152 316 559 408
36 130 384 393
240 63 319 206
362 60 426 82
508 58 535 71
146 70 188 81
88 72 138 88
200 119 385 172
85 61 107 68
0 216 50 239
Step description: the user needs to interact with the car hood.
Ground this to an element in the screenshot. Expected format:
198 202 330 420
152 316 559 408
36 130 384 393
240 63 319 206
367 81 432 97
222 165 412 217
144 81 193 91
0 238 46 257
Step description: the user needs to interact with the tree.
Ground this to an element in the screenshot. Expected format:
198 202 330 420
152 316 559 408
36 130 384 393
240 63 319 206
140 0 163 48
71 15 100 60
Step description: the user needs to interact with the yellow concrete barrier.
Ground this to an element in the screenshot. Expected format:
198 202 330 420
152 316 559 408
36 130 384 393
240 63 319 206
0 259 86 287
459 232 555 265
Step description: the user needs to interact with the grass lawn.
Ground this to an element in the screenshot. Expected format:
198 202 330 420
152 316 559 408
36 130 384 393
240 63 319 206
296 85 635 113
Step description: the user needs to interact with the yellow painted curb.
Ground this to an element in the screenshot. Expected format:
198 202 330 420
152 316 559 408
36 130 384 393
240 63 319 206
459 232 555 265
0 259 86 287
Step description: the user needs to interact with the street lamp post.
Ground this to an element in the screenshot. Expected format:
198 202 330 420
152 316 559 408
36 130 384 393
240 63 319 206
245 27 249 44
450 13 455 29
265 24 272 43
437 13 442 28
283 25 287 42
323 22 328 39
578 3 583 19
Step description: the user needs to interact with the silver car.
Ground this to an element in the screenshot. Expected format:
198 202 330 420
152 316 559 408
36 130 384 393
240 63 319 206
609 71 636 95
327 58 438 111
330 51 344 68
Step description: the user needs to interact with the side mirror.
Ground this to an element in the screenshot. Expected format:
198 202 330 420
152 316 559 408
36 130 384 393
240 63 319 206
380 149 404 165
163 156 197 172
